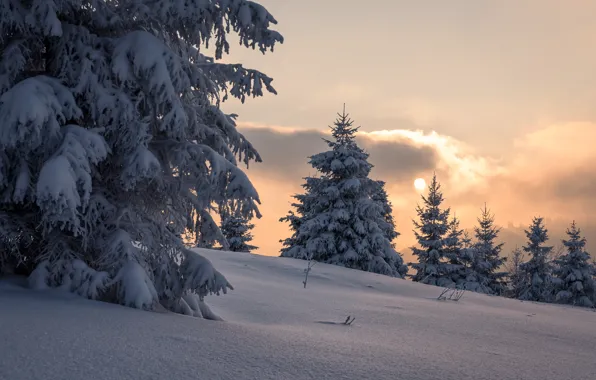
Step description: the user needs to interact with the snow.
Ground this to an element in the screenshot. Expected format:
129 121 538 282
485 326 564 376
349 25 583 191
0 76 81 150
36 156 81 221
2 249 595 380
112 261 158 309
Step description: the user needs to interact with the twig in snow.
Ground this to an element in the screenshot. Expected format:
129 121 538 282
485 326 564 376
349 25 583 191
303 257 317 288
343 315 355 325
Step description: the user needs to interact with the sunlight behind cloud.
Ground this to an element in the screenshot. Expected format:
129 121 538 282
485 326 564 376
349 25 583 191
361 129 501 193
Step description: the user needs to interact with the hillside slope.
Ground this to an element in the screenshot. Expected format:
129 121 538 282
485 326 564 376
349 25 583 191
1 249 594 380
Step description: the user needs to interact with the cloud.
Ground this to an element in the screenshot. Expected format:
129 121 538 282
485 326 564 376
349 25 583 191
360 129 502 193
550 167 596 203
356 137 436 181
496 122 596 210
446 122 596 254
240 126 327 179
238 123 439 184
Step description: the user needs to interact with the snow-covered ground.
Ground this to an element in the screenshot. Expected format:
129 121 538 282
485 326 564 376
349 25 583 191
1 249 595 380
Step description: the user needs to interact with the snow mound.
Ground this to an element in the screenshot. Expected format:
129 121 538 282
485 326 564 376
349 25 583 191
1 249 595 380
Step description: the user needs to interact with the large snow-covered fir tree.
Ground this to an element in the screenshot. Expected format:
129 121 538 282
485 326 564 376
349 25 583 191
219 203 257 253
518 217 554 302
470 205 507 295
410 174 453 286
280 108 408 277
0 0 283 316
552 222 596 307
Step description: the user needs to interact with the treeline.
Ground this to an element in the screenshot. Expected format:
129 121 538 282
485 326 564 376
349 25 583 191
409 175 595 307
277 108 596 309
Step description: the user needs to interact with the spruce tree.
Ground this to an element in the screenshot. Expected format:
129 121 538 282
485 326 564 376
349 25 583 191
552 221 596 307
0 0 282 315
506 246 526 299
280 108 408 277
461 245 494 294
471 205 507 294
443 215 466 286
410 174 453 286
518 217 554 302
220 205 257 253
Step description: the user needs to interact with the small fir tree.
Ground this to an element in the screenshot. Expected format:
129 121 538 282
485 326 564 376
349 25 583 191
443 215 466 286
552 221 595 307
518 217 554 302
280 108 408 277
410 174 453 286
461 245 492 294
506 246 526 299
549 244 566 265
471 204 507 295
220 205 257 253
461 230 474 261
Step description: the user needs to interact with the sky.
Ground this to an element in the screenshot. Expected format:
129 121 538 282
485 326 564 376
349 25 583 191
217 0 596 260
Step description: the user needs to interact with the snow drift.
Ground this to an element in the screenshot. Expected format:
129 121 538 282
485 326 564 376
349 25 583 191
1 249 594 380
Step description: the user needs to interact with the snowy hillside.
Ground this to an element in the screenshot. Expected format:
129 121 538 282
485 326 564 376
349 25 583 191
1 249 595 380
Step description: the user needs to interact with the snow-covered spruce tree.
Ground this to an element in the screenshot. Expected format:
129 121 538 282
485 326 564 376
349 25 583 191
443 215 466 286
505 246 526 299
410 174 453 286
0 0 283 315
280 109 408 277
552 221 596 307
470 204 507 295
460 245 493 294
219 203 257 253
518 217 554 302
447 211 496 295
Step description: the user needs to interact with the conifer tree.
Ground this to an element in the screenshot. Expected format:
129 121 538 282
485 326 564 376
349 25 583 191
552 221 595 307
506 246 526 299
471 205 507 294
280 108 408 277
0 0 282 315
462 231 473 248
461 244 498 294
443 215 466 286
410 174 453 286
518 217 554 302
219 204 257 253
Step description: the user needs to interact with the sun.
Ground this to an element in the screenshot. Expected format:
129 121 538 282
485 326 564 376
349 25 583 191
414 178 426 191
